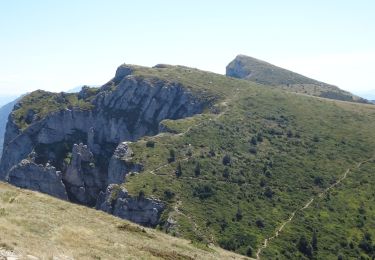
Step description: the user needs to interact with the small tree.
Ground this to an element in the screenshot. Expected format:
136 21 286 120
256 219 265 228
246 247 253 257
168 149 176 163
297 235 313 258
236 206 243 221
146 140 155 148
223 167 230 179
194 162 201 176
222 154 232 166
312 230 318 251
264 187 273 198
250 136 258 145
175 162 182 177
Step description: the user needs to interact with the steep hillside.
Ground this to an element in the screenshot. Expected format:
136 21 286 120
226 55 367 103
1 63 375 259
0 181 248 259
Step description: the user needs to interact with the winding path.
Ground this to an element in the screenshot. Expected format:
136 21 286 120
255 155 375 260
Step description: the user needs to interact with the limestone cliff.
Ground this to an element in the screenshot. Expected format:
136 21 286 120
96 184 164 227
0 64 208 226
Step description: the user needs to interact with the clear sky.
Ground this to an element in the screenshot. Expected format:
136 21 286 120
1 0 374 99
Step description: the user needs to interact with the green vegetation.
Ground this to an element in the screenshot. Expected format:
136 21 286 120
118 66 375 258
261 159 375 259
10 63 375 259
12 89 96 130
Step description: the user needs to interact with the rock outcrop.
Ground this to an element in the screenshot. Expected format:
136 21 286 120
107 142 143 185
0 64 207 226
96 184 164 227
62 143 103 205
7 158 68 200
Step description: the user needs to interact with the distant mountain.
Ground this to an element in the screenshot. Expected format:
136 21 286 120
0 95 19 107
0 97 20 157
226 54 368 103
354 89 375 101
67 85 100 93
66 86 83 93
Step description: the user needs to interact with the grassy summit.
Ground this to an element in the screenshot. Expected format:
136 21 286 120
226 55 367 103
7 63 375 259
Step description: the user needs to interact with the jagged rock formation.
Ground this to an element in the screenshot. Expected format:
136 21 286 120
96 184 164 227
226 54 368 103
7 158 68 200
62 143 102 205
107 142 143 185
0 64 207 225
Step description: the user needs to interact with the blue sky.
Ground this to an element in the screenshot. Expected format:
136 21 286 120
1 0 374 99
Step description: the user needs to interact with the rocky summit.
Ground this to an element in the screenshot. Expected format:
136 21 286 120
0 64 208 226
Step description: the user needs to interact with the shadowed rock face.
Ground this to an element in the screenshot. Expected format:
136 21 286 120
7 159 68 200
0 64 206 226
96 184 165 227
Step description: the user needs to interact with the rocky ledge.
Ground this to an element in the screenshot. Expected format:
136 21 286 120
96 184 165 227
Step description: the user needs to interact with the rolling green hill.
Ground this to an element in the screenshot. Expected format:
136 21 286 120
2 63 375 259
121 69 375 258
226 55 368 103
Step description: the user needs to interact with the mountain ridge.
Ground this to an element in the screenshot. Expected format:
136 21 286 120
1 60 375 258
226 54 368 103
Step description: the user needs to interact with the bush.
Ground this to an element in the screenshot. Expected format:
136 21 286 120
164 189 175 200
256 219 265 228
249 147 257 154
236 207 243 221
175 162 182 177
223 168 230 179
222 154 232 166
246 247 253 257
194 162 201 176
193 184 215 199
145 140 155 148
218 233 256 253
264 187 274 198
257 132 263 142
297 235 313 258
208 147 216 157
314 176 324 186
250 136 257 145
168 149 176 163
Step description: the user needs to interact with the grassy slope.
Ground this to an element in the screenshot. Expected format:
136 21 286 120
118 67 375 258
0 182 249 260
261 159 375 259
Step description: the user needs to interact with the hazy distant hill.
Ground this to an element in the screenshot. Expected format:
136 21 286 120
226 54 368 103
0 95 18 107
354 89 375 101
